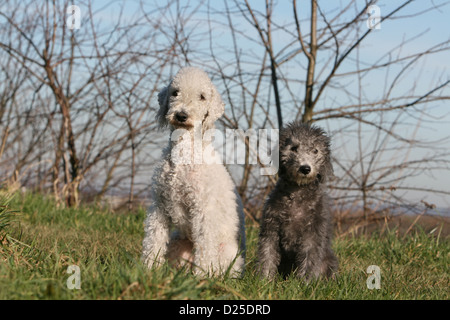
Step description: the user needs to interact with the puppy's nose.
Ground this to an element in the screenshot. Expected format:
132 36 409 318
175 111 188 123
299 165 311 175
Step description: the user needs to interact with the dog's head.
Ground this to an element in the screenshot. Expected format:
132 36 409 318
278 122 334 185
156 67 225 131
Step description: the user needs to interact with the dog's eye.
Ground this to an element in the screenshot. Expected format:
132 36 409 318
313 148 319 154
172 90 179 97
200 93 206 101
290 146 298 152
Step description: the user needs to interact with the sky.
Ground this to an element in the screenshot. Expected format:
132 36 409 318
3 0 448 210
86 0 450 210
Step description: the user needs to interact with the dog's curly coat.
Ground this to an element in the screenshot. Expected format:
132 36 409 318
142 67 245 277
257 122 338 280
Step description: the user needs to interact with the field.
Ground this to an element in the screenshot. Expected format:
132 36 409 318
0 192 448 300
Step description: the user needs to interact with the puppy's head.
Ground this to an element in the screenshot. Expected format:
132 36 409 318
156 67 224 131
279 122 334 185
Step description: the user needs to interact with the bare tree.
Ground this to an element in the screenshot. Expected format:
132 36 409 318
1 0 449 222
0 0 190 207
203 0 450 223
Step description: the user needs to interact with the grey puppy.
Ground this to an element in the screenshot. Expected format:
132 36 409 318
257 122 338 280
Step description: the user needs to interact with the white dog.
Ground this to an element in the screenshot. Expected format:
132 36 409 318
142 67 246 277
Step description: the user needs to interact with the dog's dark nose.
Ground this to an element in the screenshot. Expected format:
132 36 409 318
175 111 188 123
299 165 311 175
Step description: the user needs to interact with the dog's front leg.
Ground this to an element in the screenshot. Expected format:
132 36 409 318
257 211 281 279
190 207 220 276
142 204 170 268
296 233 325 281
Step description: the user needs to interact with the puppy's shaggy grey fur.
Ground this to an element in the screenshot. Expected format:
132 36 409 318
257 122 338 280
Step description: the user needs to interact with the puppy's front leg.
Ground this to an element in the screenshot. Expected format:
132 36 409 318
296 233 326 281
257 210 281 279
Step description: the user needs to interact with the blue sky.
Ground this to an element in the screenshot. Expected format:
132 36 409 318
83 0 450 209
208 0 450 209
4 0 445 209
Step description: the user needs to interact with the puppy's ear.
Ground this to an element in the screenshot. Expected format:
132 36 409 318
278 126 290 151
202 85 224 130
322 135 335 182
156 85 169 129
324 156 335 182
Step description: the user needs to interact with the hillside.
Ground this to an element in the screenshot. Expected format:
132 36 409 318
0 192 448 300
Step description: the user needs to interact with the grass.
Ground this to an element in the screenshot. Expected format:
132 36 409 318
0 192 448 300
0 193 16 237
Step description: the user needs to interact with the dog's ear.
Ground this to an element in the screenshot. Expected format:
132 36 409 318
323 155 335 182
156 85 170 129
202 85 225 130
278 126 291 151
322 135 335 182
